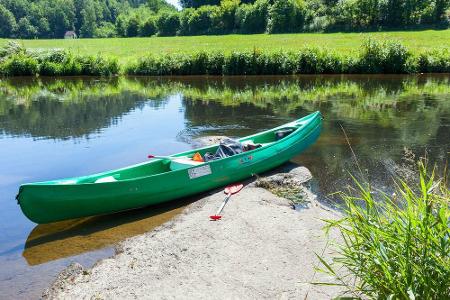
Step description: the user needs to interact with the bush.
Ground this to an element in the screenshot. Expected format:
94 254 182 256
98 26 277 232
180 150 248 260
94 22 117 38
179 6 216 35
140 17 157 37
75 55 119 76
1 53 39 76
267 0 306 33
236 0 270 34
296 48 341 74
156 12 180 36
357 39 411 73
417 50 450 73
317 161 450 299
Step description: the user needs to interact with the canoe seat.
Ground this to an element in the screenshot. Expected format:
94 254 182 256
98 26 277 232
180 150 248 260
170 157 204 171
95 176 118 183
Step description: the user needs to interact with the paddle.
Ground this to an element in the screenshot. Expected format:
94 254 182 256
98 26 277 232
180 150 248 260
147 155 172 160
210 183 243 221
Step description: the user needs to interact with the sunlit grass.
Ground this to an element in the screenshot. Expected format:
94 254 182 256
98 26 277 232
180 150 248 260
1 30 449 63
316 160 450 299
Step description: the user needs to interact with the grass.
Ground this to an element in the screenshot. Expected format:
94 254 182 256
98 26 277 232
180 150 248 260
317 160 450 299
1 30 449 63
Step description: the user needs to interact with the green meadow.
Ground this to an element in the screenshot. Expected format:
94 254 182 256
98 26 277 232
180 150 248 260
1 30 449 63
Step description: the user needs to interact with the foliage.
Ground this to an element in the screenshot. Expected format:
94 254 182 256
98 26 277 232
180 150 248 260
0 0 175 39
0 53 39 76
140 17 157 36
417 49 450 73
317 161 450 299
357 39 412 73
267 0 307 33
0 45 119 76
156 12 180 36
124 39 448 76
0 39 449 76
0 0 449 39
94 22 117 38
236 0 270 33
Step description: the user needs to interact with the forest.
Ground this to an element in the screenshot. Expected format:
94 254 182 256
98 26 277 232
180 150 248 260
0 0 449 39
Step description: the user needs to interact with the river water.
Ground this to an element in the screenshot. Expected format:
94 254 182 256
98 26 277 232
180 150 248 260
0 75 449 298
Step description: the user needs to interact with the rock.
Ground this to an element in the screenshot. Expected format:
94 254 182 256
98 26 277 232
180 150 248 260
254 164 314 205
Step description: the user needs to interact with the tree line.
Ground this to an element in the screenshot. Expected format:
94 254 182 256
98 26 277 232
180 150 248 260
0 0 449 39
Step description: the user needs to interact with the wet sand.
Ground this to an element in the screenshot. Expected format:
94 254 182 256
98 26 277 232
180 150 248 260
44 165 342 299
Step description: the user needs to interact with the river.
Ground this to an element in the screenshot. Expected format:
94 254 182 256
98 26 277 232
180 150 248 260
0 75 449 298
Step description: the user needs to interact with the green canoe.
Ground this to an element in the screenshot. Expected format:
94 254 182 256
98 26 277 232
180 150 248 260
17 111 323 224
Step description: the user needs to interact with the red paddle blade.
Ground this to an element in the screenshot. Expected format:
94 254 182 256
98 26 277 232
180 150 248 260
148 155 155 158
224 183 243 195
210 215 222 221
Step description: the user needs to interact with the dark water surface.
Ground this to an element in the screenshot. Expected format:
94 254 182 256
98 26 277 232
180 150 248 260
0 75 449 298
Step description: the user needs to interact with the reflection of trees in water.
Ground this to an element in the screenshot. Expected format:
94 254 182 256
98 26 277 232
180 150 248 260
0 78 169 139
0 75 449 142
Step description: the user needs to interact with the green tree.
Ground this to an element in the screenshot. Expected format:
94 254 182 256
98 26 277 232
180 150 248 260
237 0 269 33
94 21 117 37
17 17 38 38
267 0 306 33
80 1 97 37
156 12 180 36
0 4 17 37
126 15 141 36
140 17 157 36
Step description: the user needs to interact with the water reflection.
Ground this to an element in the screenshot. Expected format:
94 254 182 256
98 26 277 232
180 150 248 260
23 196 198 266
0 74 449 298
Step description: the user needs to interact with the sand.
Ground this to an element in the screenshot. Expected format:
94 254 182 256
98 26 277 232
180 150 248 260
43 165 342 299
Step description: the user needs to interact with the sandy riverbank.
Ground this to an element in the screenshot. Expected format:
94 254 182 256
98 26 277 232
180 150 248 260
43 165 342 299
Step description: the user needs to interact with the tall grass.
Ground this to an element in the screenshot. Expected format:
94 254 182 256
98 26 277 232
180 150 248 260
317 161 450 299
125 40 450 76
0 42 119 77
1 39 449 76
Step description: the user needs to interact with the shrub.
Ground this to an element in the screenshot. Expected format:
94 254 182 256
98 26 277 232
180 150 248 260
156 12 180 36
317 161 450 299
357 39 411 73
179 6 216 35
236 0 270 33
1 53 38 76
75 55 119 76
267 0 306 33
417 50 450 73
94 22 117 38
140 17 157 37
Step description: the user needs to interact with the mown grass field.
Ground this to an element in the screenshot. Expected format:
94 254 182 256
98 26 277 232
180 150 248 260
1 30 449 63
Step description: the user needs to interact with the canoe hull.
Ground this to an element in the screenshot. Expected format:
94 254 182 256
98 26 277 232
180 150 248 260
17 112 322 224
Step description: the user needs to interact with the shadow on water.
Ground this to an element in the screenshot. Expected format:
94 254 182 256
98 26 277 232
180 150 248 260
23 195 201 266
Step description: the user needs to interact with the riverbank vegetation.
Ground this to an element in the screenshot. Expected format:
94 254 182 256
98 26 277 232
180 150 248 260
318 161 450 299
1 39 449 76
0 0 449 39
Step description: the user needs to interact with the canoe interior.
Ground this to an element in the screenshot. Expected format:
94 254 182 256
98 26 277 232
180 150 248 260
37 124 301 186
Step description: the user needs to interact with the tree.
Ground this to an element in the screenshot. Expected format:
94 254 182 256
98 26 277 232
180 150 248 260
126 15 141 36
94 22 117 37
0 4 17 37
237 0 269 33
80 1 97 37
267 0 306 33
156 12 180 36
140 17 157 36
17 17 38 38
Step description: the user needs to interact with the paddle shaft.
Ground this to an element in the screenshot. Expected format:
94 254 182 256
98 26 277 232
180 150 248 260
215 192 232 216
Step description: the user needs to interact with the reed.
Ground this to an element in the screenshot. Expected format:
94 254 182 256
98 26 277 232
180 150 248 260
316 160 450 299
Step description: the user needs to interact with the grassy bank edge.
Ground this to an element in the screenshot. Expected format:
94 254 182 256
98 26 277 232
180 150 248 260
0 39 449 77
